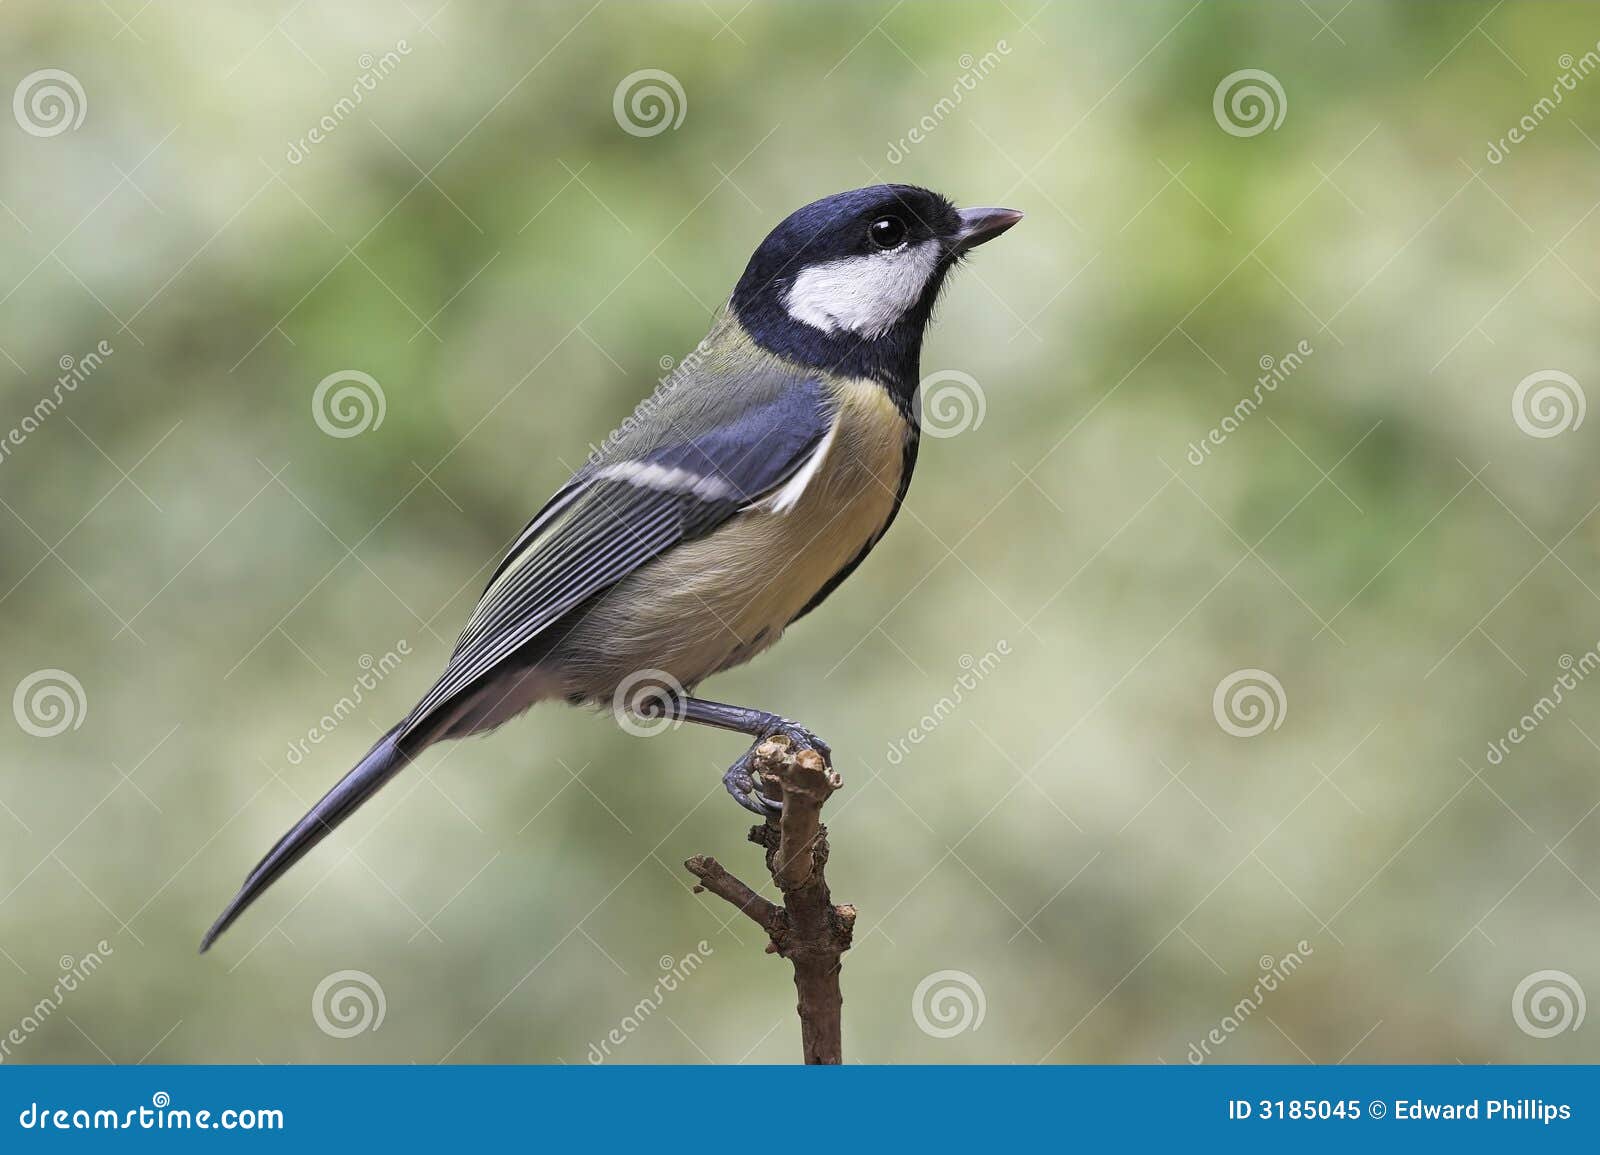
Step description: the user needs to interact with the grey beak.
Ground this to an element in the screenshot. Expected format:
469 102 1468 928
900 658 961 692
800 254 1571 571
954 206 1024 251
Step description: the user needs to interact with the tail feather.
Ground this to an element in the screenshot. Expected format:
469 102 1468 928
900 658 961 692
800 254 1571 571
199 726 410 952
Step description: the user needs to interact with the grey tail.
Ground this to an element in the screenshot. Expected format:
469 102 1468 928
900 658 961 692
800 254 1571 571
200 725 409 953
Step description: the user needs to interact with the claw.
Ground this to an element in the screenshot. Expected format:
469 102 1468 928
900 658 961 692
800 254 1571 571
762 720 831 763
723 757 781 815
718 718 829 817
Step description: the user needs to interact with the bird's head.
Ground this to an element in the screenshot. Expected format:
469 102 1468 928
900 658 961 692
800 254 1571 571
731 184 1022 386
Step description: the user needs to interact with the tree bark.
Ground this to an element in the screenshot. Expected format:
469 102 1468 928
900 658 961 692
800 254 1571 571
685 736 853 1064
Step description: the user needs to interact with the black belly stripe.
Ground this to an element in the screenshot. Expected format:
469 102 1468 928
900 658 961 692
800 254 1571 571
788 424 921 625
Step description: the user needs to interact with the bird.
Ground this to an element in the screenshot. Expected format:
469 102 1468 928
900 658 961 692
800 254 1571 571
201 184 1021 952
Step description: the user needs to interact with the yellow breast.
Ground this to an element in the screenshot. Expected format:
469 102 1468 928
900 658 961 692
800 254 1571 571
561 378 911 692
665 376 908 643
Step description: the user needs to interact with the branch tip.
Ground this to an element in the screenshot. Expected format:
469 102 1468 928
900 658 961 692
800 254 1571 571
685 734 849 1064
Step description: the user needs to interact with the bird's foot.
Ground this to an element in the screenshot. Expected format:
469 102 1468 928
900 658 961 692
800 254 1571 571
720 719 831 816
723 753 781 816
760 718 832 763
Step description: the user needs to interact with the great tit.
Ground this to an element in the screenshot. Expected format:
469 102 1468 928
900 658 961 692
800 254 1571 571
201 184 1021 951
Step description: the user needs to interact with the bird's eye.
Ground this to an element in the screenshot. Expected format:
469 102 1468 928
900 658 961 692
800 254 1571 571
868 215 907 250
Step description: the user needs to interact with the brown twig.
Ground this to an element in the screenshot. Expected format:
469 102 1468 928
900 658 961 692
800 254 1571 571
685 735 854 1064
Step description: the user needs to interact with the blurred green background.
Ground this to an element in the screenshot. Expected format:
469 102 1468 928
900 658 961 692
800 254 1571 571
2 0 1599 1064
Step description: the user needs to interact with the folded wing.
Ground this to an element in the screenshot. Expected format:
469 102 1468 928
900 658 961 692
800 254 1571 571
400 368 834 739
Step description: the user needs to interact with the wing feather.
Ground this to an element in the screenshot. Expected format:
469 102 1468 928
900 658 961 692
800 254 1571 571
400 370 834 738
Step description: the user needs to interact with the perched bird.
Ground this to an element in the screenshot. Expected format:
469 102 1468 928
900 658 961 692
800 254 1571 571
201 184 1021 951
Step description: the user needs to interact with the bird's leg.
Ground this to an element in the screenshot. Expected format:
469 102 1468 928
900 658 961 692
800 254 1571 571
671 696 832 815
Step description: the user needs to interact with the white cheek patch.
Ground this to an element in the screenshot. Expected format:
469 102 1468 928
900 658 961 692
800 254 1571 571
783 241 941 338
